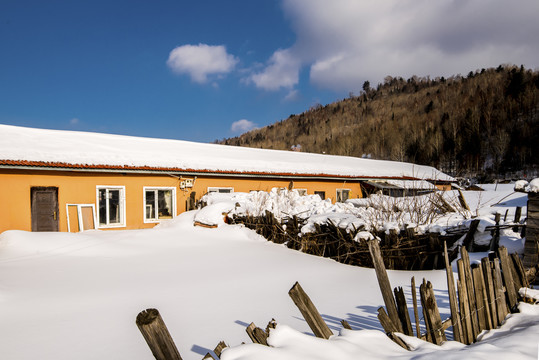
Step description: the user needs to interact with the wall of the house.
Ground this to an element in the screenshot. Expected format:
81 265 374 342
0 169 363 234
434 183 452 191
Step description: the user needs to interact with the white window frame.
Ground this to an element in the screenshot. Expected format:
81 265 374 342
336 188 351 202
207 187 234 194
143 186 177 223
96 186 126 229
66 203 97 232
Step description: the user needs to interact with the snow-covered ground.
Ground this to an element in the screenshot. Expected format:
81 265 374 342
0 185 537 360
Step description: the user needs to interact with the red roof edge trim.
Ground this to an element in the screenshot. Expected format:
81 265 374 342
0 159 445 182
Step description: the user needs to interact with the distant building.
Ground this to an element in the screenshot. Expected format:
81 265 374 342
0 124 453 233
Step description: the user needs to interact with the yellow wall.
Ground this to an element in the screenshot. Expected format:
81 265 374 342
0 169 363 234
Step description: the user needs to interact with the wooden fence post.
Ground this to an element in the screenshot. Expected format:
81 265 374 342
419 281 446 345
498 247 518 310
368 239 403 333
463 220 480 252
511 253 529 288
489 213 501 252
394 286 413 336
513 206 522 232
481 257 498 327
341 319 352 330
460 247 480 338
443 241 463 343
136 308 182 360
377 307 410 350
457 261 473 344
471 266 488 332
411 277 421 338
288 282 333 339
492 259 509 323
246 323 269 345
213 341 228 359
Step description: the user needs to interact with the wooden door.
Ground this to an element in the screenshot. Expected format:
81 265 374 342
31 187 59 232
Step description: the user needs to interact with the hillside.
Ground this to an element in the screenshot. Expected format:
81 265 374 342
219 65 539 180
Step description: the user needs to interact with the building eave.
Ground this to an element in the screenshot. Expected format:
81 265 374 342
0 160 439 182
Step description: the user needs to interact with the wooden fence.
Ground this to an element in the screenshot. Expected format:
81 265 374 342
135 241 533 359
229 208 525 271
370 240 530 346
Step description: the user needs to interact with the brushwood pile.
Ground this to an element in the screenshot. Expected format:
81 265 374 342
199 188 493 270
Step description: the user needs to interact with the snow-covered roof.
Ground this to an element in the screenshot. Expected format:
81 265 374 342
367 179 438 190
0 124 453 181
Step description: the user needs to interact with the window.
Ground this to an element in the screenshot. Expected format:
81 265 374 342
336 189 351 202
314 191 325 200
295 189 307 196
144 187 176 222
66 204 96 232
207 187 234 194
96 186 125 228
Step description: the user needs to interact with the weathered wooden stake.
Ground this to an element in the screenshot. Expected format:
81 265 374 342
460 247 480 338
513 207 522 232
394 286 413 336
419 280 446 345
489 213 502 252
443 241 462 343
511 253 529 289
368 239 403 333
377 307 410 350
498 247 518 310
481 257 498 327
246 323 269 345
288 282 333 339
421 279 432 343
411 277 421 338
492 259 509 323
457 261 473 344
213 341 228 359
136 308 183 360
471 266 487 332
341 320 352 330
463 219 480 252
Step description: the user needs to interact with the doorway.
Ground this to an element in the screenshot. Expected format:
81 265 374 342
31 187 59 232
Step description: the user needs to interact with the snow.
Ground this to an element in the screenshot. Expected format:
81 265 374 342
378 179 437 190
519 288 539 303
0 124 453 180
515 180 529 192
0 186 537 360
528 178 539 193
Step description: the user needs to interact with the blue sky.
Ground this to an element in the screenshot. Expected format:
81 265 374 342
1 0 538 143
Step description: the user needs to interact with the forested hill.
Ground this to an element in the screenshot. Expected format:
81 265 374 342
219 65 539 179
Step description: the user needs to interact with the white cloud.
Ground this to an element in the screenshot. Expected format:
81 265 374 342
246 49 300 91
284 89 300 102
253 0 539 92
231 119 257 133
167 44 239 84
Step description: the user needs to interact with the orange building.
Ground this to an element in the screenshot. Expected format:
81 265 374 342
0 125 453 233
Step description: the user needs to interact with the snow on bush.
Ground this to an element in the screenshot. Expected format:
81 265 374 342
528 178 539 192
514 180 528 192
514 178 539 193
201 188 471 235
